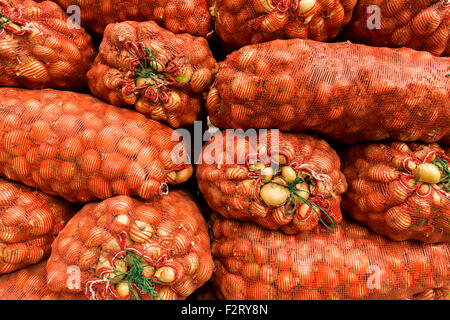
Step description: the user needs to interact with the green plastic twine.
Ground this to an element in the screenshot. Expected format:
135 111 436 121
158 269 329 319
432 158 450 192
284 176 334 230
0 13 11 29
112 250 161 301
135 46 161 81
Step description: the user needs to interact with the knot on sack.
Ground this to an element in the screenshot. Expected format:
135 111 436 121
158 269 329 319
0 3 27 35
248 150 334 229
432 158 450 192
85 230 180 300
122 41 179 104
274 0 299 12
284 175 334 229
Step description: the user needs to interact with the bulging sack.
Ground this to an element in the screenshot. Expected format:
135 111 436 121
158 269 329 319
0 88 193 203
0 261 85 299
211 0 357 51
46 191 214 300
344 0 450 56
88 21 217 128
197 130 347 234
44 0 213 37
0 0 96 90
211 213 450 300
206 39 450 143
341 141 449 243
0 178 73 274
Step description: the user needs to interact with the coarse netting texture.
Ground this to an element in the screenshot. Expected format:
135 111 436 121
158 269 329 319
0 88 193 203
341 141 449 243
87 21 217 128
343 0 450 56
206 39 450 144
44 0 213 38
211 0 357 52
0 178 73 274
0 0 96 90
197 130 347 234
0 261 85 299
210 213 450 300
46 191 214 300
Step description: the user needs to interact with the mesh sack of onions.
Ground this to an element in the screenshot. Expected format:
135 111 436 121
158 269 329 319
0 0 96 90
87 21 217 128
206 39 450 144
0 178 73 274
343 0 450 56
0 88 193 203
341 141 450 243
0 261 85 299
46 191 214 300
42 0 213 38
197 130 347 234
211 0 357 52
210 213 450 300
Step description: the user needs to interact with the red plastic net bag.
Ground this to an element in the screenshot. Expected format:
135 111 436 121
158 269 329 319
210 213 450 300
0 0 96 90
343 0 450 56
0 88 193 203
87 21 217 128
46 0 213 38
341 141 449 243
0 261 85 299
206 39 450 143
0 178 73 274
46 191 214 300
211 0 357 51
197 130 347 234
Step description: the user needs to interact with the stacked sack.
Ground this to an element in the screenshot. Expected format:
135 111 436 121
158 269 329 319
203 34 449 299
343 0 450 56
0 179 74 274
0 0 96 90
87 21 217 128
0 0 449 302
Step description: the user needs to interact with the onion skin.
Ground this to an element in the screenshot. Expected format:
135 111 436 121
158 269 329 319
211 213 450 300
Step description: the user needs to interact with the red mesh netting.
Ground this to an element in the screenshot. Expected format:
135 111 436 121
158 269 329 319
0 178 73 274
210 213 450 300
0 88 193 203
0 0 95 90
0 261 85 299
211 0 357 52
197 130 347 234
87 21 217 128
44 0 213 38
343 0 450 56
46 191 214 300
206 39 450 144
341 141 449 243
